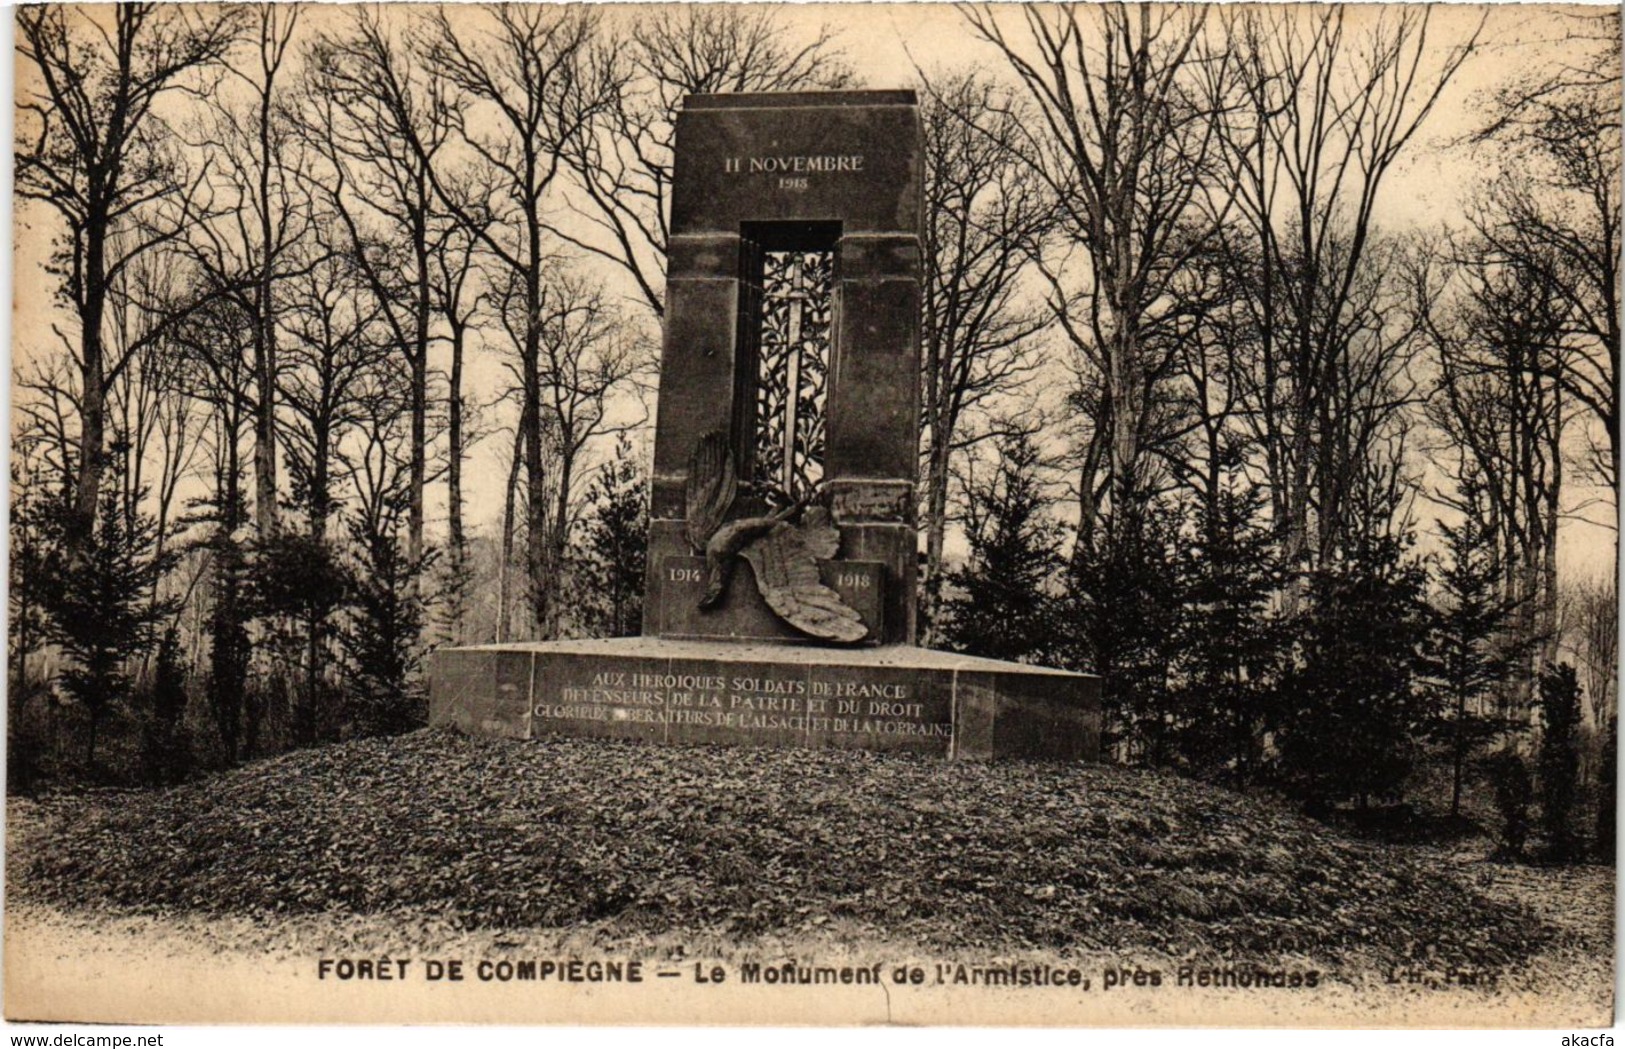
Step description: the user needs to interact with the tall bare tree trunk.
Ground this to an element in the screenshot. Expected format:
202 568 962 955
1540 383 1564 668
251 14 292 540
448 321 466 559
497 428 525 642
523 387 550 639
1105 295 1143 526
546 448 575 639
74 248 109 546
920 431 951 646
408 209 430 568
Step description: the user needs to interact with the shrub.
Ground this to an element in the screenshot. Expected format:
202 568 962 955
1537 661 1582 861
1485 750 1534 860
1595 716 1616 864
142 626 191 784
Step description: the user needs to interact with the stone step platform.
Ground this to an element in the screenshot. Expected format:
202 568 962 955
429 638 1099 761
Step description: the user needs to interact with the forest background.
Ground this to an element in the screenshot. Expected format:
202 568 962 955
9 3 1618 862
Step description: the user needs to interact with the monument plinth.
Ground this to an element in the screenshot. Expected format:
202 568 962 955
431 638 1095 760
430 90 1100 761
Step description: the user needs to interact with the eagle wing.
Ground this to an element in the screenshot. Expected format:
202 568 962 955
684 430 737 553
739 508 867 643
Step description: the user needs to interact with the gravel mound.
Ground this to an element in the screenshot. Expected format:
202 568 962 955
11 729 1548 968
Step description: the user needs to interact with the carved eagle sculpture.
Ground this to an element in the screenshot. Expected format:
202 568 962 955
684 431 868 643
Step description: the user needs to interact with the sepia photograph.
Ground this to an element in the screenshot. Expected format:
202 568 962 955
5 0 1618 1030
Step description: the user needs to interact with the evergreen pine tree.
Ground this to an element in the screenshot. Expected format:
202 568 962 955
1063 500 1183 763
1169 484 1285 781
46 458 176 770
941 431 1065 665
206 531 251 765
1425 469 1532 817
341 503 430 737
571 437 648 638
246 532 348 746
432 540 476 647
1275 527 1431 809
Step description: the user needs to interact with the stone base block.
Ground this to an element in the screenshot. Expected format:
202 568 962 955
429 638 1099 761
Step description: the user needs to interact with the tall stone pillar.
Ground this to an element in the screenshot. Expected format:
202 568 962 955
432 90 1100 762
644 91 924 645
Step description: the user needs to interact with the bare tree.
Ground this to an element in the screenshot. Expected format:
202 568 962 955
170 287 257 763
14 354 84 500
560 6 851 318
1156 233 1256 534
430 202 506 647
1469 10 1619 493
173 290 257 539
414 5 614 637
429 220 489 573
916 70 1052 643
279 232 389 541
1420 236 1571 673
1218 5 1482 570
1474 9 1620 141
187 6 311 540
492 269 650 638
963 4 1233 548
495 423 526 643
298 6 458 566
1560 576 1618 734
259 234 381 746
104 247 200 583
16 4 241 548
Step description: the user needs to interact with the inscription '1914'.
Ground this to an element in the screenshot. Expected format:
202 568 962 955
723 155 864 175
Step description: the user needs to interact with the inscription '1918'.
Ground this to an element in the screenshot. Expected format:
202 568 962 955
723 155 865 174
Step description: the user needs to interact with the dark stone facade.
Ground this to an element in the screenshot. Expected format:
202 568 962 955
647 90 922 645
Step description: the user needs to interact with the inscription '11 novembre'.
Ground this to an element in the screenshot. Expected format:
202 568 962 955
722 154 865 174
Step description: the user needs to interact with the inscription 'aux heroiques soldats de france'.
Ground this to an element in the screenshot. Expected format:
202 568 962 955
537 668 948 738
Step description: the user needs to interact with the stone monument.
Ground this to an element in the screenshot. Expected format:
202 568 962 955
430 90 1100 760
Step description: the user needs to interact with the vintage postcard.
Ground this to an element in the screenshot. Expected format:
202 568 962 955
6 1 1617 1030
